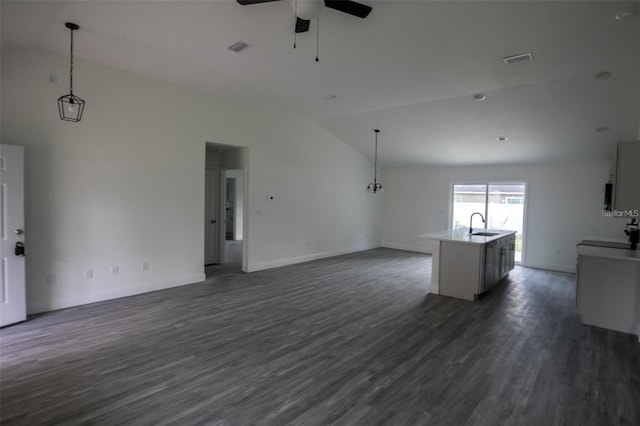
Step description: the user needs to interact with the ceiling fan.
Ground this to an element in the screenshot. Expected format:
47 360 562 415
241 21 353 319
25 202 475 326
237 0 372 33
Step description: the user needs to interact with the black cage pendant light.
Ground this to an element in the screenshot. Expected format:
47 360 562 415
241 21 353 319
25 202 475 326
57 22 85 122
366 129 383 194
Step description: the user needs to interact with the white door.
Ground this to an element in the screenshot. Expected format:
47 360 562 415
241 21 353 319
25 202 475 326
0 145 26 327
205 168 219 265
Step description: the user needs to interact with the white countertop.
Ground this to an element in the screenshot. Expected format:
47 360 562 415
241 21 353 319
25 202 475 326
577 244 640 262
418 229 517 245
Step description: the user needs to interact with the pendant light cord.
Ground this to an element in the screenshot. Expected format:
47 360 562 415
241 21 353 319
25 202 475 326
69 27 74 94
374 130 378 183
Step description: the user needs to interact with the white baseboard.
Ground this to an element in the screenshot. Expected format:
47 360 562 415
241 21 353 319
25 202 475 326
27 273 206 315
520 262 576 274
246 245 379 273
380 242 431 254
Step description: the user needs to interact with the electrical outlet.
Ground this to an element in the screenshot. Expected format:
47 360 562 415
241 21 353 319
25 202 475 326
46 274 56 285
111 266 119 276
142 262 149 271
48 73 58 84
555 249 561 256
85 269 93 279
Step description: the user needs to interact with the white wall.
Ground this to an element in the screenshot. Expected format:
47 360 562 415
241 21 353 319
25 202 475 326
1 48 382 313
381 161 625 272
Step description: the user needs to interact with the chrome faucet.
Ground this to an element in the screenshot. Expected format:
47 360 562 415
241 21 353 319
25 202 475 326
469 212 486 234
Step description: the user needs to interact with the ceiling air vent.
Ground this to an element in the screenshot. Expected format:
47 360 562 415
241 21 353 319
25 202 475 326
502 52 534 65
228 41 250 53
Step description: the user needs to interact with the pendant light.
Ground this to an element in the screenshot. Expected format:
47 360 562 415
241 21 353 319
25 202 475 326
57 22 85 122
366 129 383 194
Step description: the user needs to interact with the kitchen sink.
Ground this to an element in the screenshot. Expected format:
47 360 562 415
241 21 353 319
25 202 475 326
472 232 501 236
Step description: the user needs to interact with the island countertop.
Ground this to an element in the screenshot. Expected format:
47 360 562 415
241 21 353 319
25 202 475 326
418 228 517 245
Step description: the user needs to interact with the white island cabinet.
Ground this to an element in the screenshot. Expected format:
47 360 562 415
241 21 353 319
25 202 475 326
421 229 517 301
576 245 640 336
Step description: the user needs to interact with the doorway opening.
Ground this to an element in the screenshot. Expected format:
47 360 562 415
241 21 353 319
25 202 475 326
204 142 247 276
451 182 527 262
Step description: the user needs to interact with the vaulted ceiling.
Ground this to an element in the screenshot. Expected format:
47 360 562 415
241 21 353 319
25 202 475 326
2 1 639 166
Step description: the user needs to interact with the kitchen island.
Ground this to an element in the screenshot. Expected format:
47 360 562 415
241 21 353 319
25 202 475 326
420 229 517 301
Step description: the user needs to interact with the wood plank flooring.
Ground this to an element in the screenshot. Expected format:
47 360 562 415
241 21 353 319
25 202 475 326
1 248 638 425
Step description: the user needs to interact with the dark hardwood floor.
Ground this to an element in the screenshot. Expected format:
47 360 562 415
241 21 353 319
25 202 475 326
1 248 638 425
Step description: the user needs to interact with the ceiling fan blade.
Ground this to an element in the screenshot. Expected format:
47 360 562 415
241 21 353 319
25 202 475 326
324 0 372 18
295 17 311 33
237 0 282 5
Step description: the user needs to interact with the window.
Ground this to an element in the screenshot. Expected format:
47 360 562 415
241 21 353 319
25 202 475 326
452 182 526 262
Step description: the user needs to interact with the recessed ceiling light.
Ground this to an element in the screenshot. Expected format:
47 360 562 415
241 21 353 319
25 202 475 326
227 41 250 53
502 52 534 65
614 8 637 22
473 93 486 101
497 136 508 142
322 94 338 100
596 126 609 133
594 71 612 80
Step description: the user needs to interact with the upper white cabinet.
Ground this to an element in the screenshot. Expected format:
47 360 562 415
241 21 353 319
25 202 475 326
613 141 640 214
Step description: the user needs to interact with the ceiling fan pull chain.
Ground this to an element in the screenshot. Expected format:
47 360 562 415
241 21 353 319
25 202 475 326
315 16 319 62
293 0 297 48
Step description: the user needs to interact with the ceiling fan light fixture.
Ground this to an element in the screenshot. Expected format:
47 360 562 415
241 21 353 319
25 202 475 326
293 0 325 20
239 0 372 34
